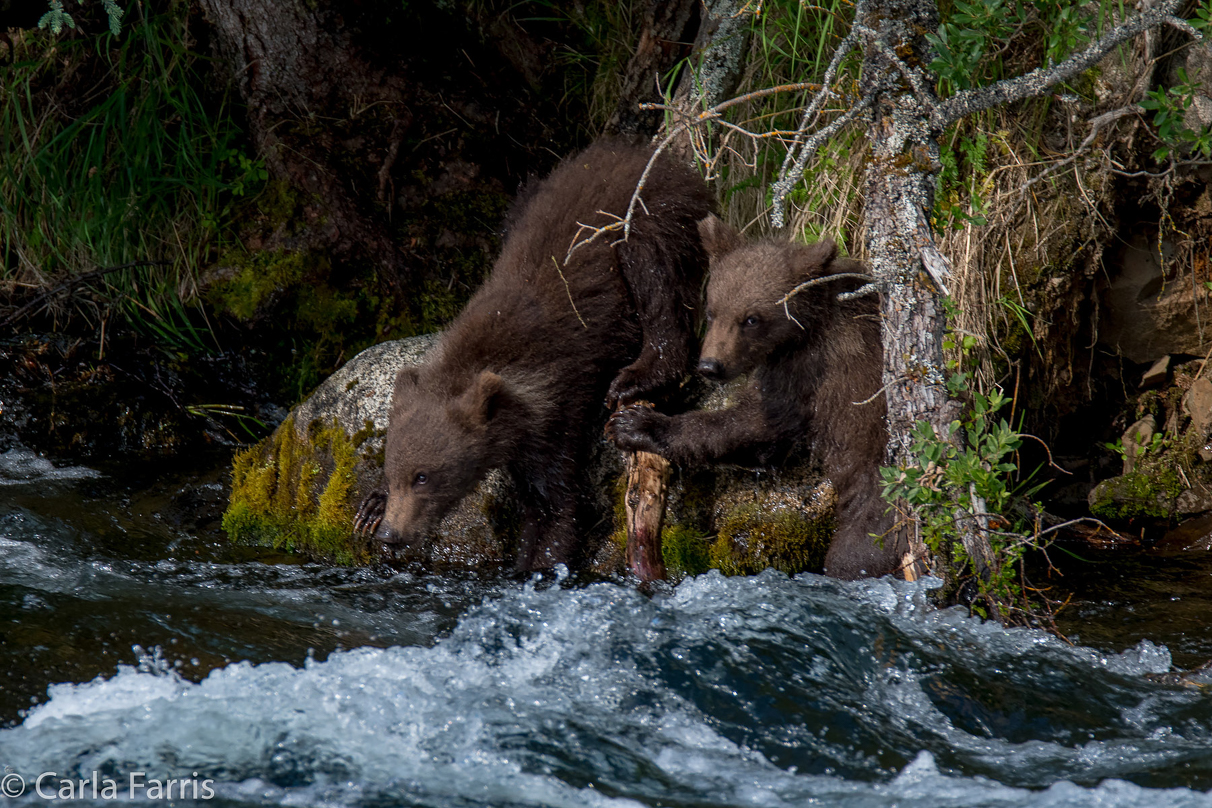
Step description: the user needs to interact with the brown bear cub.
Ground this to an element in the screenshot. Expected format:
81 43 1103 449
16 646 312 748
354 139 709 570
607 217 905 580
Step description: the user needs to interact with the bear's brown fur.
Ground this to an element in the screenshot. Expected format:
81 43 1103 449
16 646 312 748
607 216 905 579
355 139 709 570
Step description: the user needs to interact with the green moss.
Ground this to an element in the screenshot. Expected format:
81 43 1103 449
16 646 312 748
607 474 630 560
222 414 371 564
708 503 833 576
1089 465 1184 520
207 249 311 321
661 524 712 578
206 246 371 398
256 179 305 229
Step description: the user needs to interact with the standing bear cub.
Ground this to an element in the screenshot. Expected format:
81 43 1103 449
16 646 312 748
354 139 709 570
608 216 906 579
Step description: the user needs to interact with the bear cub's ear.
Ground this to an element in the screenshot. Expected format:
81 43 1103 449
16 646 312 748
800 239 840 277
456 370 510 428
392 366 421 410
697 214 741 258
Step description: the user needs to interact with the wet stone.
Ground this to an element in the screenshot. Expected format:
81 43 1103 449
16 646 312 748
1183 376 1212 436
1140 355 1171 389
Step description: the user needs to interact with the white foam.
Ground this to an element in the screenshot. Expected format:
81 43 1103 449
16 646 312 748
0 446 100 484
2 572 1210 807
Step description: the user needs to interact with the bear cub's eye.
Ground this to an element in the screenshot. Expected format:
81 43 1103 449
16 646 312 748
742 315 760 328
413 472 429 487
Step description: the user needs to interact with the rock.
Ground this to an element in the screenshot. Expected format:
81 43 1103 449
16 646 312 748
223 334 528 567
1177 485 1212 515
291 334 438 457
1100 235 1212 363
1183 42 1212 134
653 378 837 578
1088 464 1182 520
1184 376 1212 435
703 466 836 576
223 335 838 574
1140 355 1171 389
1121 415 1157 474
1152 512 1212 554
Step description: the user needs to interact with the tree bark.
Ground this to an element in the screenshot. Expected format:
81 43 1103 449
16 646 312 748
197 0 413 292
858 0 953 461
606 0 702 136
857 0 979 579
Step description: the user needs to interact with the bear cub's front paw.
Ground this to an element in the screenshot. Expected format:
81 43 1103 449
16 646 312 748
353 490 386 537
606 347 684 408
606 403 669 455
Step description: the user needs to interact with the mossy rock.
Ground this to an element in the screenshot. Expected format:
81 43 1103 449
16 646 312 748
222 334 521 566
1088 465 1184 520
706 470 836 576
600 429 838 581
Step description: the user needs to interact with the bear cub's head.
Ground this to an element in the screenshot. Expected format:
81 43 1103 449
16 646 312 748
695 215 866 381
375 366 513 550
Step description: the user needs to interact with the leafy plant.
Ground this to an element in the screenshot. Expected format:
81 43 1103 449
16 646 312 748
880 303 1048 620
39 0 124 36
1139 67 1212 160
926 0 1024 92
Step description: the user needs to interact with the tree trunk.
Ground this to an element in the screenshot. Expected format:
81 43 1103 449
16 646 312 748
197 0 413 293
859 0 953 459
858 0 977 578
606 0 702 136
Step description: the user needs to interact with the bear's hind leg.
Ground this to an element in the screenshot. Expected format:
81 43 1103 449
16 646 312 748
608 230 704 406
511 460 581 572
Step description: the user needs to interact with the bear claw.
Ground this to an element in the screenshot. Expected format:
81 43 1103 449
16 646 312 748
606 403 665 454
353 490 386 537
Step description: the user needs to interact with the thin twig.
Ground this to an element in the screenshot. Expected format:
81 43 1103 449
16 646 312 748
2 261 169 327
852 375 909 406
777 272 879 307
771 26 867 225
563 123 690 264
770 89 880 227
551 256 587 329
1019 106 1142 194
839 282 880 301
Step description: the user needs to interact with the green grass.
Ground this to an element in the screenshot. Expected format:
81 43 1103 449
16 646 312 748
692 0 866 243
1 0 264 350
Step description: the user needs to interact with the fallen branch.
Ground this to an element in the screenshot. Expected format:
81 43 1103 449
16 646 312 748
1018 106 1142 195
2 261 170 327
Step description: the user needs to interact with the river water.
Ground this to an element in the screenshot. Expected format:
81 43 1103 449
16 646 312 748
2 446 1212 807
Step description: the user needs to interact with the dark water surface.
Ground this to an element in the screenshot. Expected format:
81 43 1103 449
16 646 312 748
2 447 1212 807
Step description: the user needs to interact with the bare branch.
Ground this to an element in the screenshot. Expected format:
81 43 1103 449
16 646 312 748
839 282 881 301
770 25 865 225
934 0 1195 129
852 375 907 406
563 124 690 264
1018 105 1142 194
551 256 588 329
770 89 879 227
777 272 879 306
638 81 827 119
